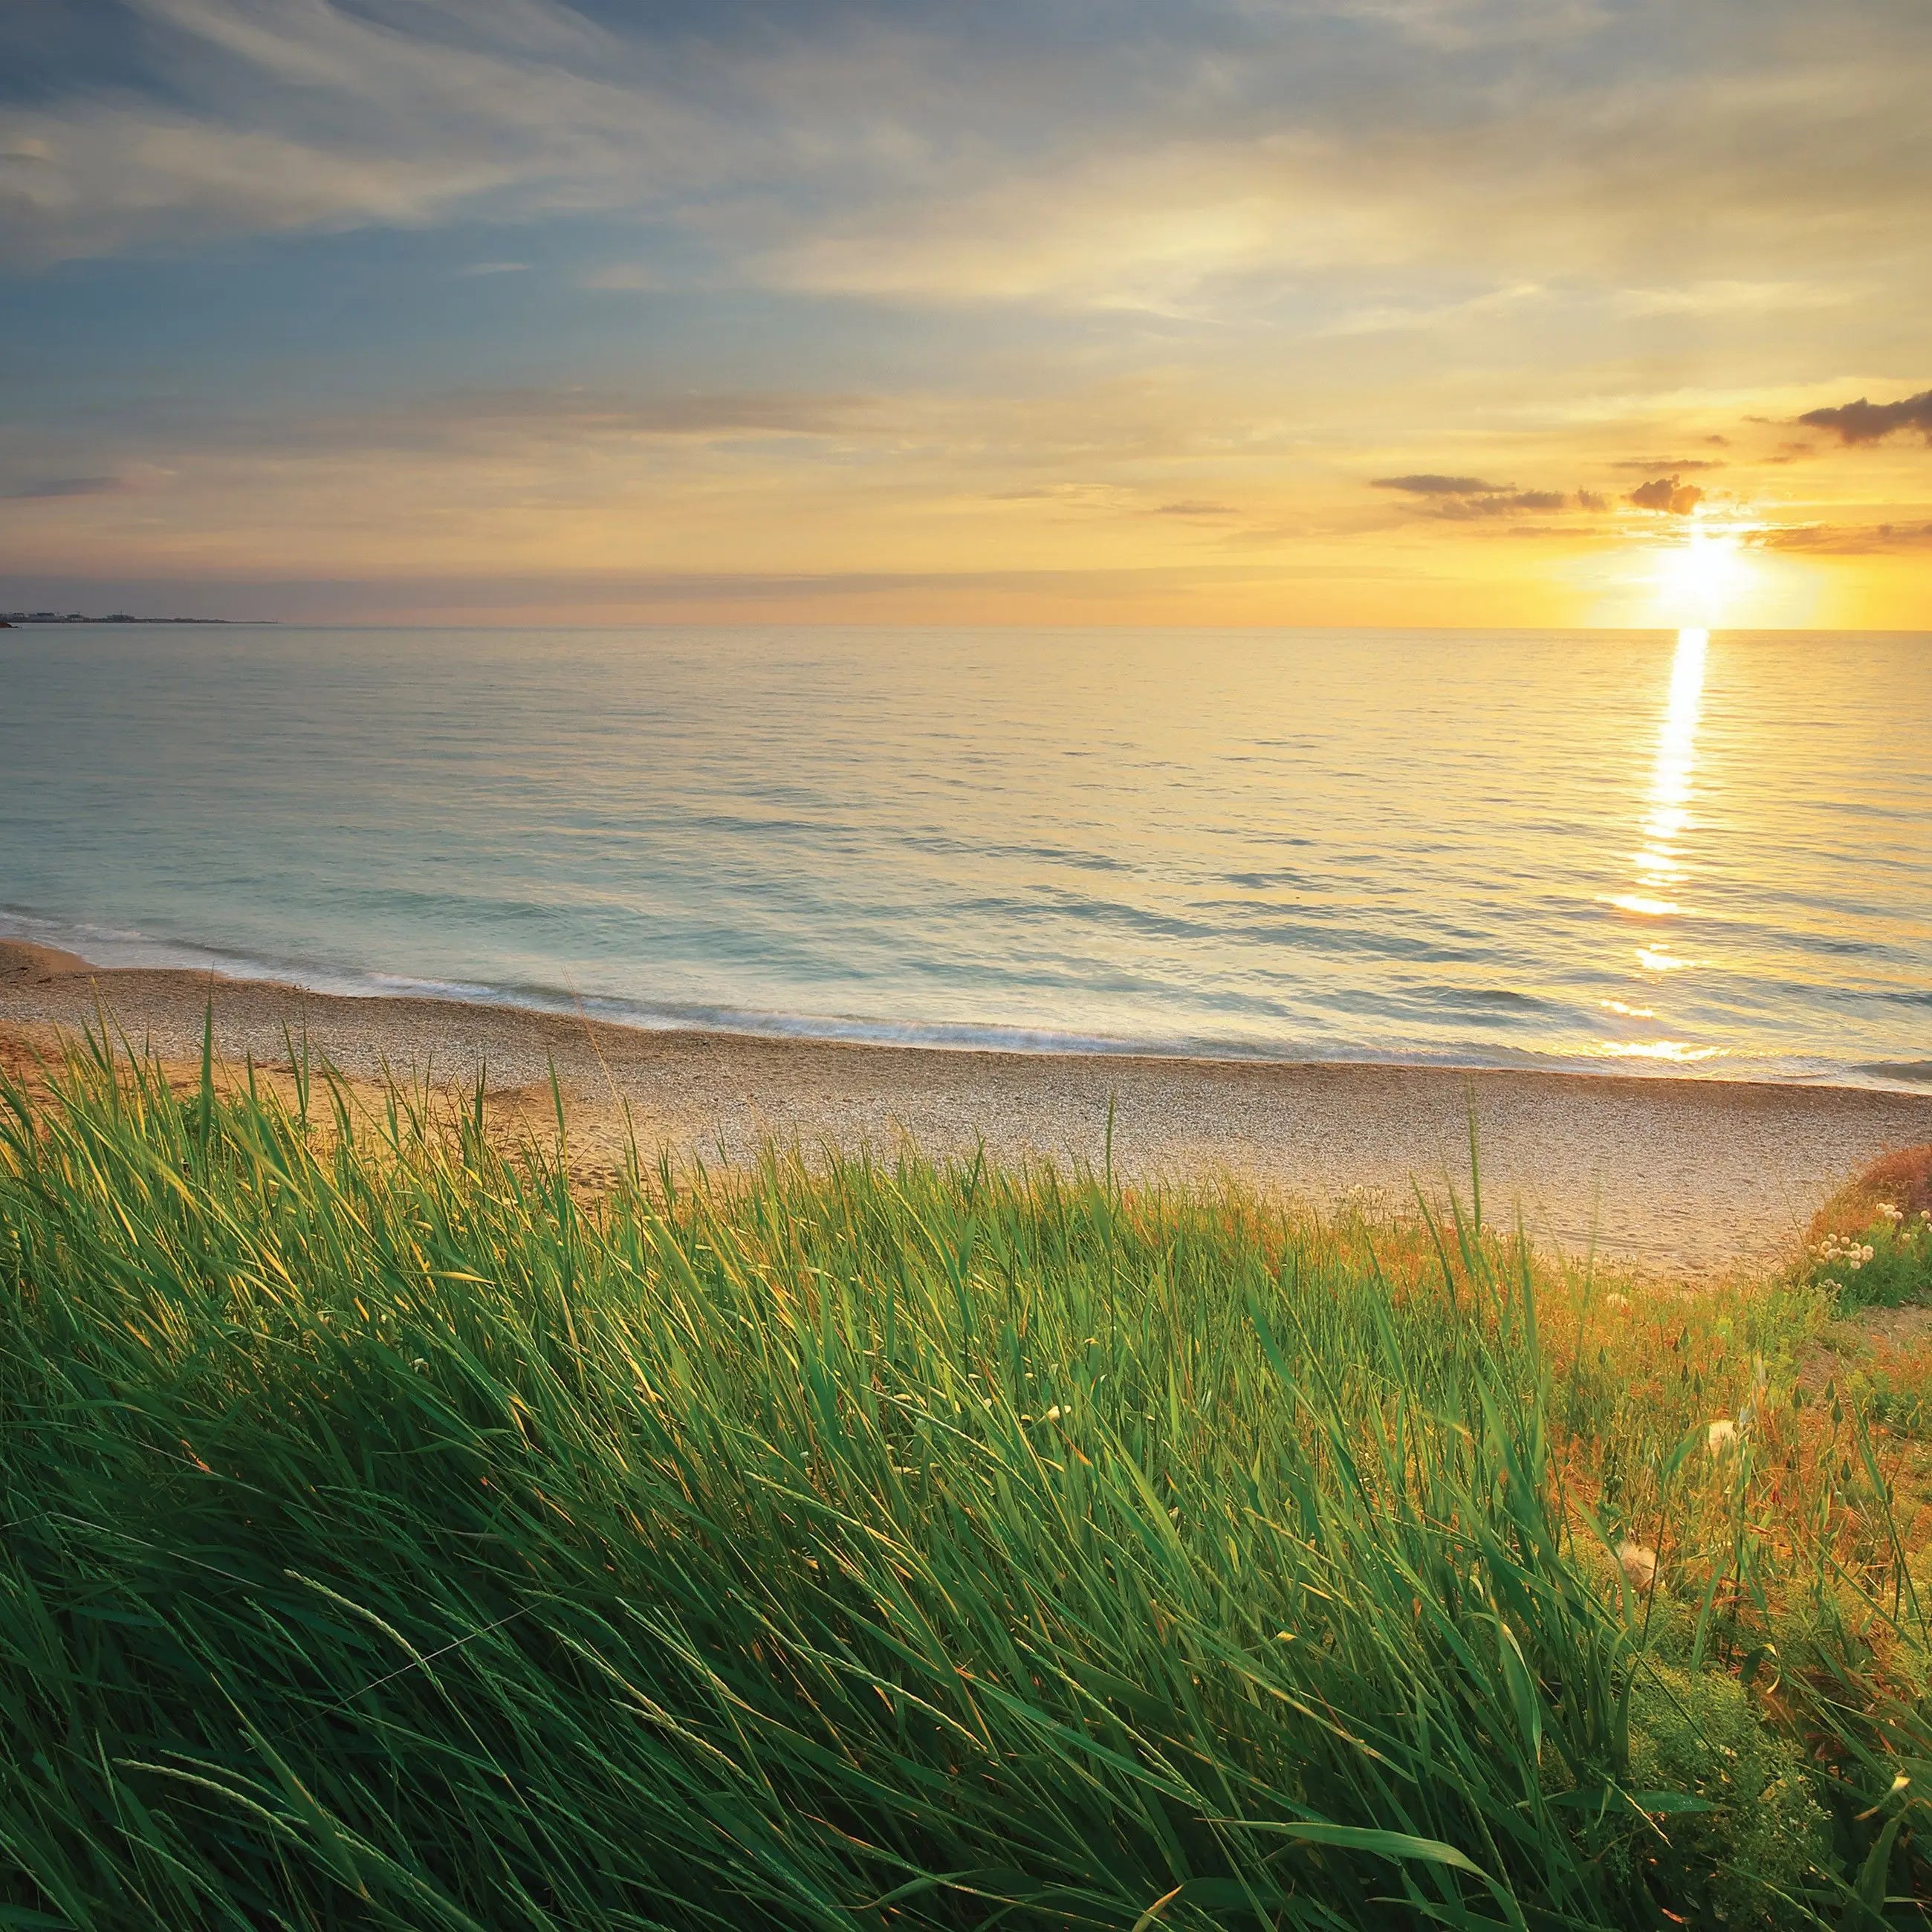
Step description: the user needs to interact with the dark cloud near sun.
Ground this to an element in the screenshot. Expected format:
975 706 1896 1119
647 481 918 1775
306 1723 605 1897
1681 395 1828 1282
1796 389 1932 446
1376 465 1719 522
1627 476 1703 514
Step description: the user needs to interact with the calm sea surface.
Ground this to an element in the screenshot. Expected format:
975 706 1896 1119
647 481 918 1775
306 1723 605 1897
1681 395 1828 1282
1 624 1927 1086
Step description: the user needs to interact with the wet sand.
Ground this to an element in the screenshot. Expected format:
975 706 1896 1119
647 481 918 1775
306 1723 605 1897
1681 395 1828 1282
4 939 1928 1274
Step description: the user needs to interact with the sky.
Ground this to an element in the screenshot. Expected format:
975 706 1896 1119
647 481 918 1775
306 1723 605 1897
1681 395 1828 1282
1 0 1928 629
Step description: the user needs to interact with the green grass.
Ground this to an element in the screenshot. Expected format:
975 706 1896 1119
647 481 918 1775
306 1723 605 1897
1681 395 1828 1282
0 1035 1926 1928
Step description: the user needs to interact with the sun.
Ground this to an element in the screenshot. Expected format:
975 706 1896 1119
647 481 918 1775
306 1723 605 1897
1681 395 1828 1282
1654 516 1750 628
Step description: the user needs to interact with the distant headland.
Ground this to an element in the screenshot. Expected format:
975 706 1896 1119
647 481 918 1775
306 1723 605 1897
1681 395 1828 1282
0 612 268 626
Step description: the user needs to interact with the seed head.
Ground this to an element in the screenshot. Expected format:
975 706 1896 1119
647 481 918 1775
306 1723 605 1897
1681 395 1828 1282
1616 1540 1659 1592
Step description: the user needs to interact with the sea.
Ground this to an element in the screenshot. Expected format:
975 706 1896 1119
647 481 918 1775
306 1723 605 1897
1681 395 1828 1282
1 623 1927 1089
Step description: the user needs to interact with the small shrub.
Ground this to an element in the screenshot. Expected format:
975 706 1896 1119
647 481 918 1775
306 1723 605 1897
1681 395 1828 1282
1814 1211 1932 1312
1806 1145 1932 1312
1623 1664 1831 1926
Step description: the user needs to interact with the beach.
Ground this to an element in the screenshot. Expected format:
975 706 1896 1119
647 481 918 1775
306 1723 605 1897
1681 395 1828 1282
6 937 1927 1274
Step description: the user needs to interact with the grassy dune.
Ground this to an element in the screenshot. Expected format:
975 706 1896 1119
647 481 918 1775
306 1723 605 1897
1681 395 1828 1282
1 1034 1929 1928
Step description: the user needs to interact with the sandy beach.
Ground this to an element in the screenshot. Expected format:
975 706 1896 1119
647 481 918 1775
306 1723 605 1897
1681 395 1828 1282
4 937 1928 1274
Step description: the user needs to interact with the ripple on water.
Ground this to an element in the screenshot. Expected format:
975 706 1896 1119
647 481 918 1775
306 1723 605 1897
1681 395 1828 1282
0 624 1928 1087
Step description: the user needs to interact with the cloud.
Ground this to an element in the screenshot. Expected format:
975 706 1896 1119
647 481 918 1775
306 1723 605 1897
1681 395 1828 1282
439 389 878 440
1433 489 1575 519
756 9 1932 314
0 0 765 265
1 476 125 499
580 263 675 291
1613 278 1861 319
1372 473 1505 495
255 387 885 455
1751 519 1932 554
1372 474 1592 519
4 0 1928 314
1610 457 1724 471
1627 476 1703 513
1796 388 1932 445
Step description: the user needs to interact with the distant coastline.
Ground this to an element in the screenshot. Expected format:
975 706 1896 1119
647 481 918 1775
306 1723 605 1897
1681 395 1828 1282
0 612 265 626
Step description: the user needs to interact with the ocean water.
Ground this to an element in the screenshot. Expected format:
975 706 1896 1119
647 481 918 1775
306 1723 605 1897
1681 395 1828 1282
1 623 1927 1087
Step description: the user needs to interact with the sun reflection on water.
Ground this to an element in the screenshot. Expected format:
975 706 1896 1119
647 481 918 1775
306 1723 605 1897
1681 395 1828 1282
1636 626 1707 898
1596 627 1717 1063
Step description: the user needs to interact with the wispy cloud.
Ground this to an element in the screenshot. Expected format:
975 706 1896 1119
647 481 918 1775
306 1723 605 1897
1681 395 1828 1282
1612 279 1861 319
1373 474 1505 496
6 0 1927 303
1751 520 1932 554
1610 457 1725 472
0 0 771 265
1 476 126 499
397 389 881 444
1371 474 1598 519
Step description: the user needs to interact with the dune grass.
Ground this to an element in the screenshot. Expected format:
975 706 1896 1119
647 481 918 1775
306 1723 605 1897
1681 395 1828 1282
1 1032 1928 1928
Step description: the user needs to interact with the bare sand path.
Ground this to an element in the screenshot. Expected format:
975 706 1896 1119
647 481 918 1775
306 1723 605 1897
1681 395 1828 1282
4 939 1928 1274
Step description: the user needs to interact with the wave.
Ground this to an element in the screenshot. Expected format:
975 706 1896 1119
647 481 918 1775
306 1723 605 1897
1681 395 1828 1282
3 905 1920 1093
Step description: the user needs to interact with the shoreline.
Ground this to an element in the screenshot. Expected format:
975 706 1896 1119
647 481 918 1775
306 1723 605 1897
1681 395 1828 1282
5 937 1931 1274
2 917 1922 1094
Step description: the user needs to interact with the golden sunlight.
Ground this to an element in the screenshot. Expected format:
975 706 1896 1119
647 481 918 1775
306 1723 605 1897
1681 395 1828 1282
1595 626 1716 1061
1634 625 1707 901
1652 519 1750 630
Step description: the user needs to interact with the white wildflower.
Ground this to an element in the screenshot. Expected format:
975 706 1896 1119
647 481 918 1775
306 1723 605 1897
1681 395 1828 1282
1044 1405 1063 1423
1707 1419 1738 1456
1604 1291 1631 1312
